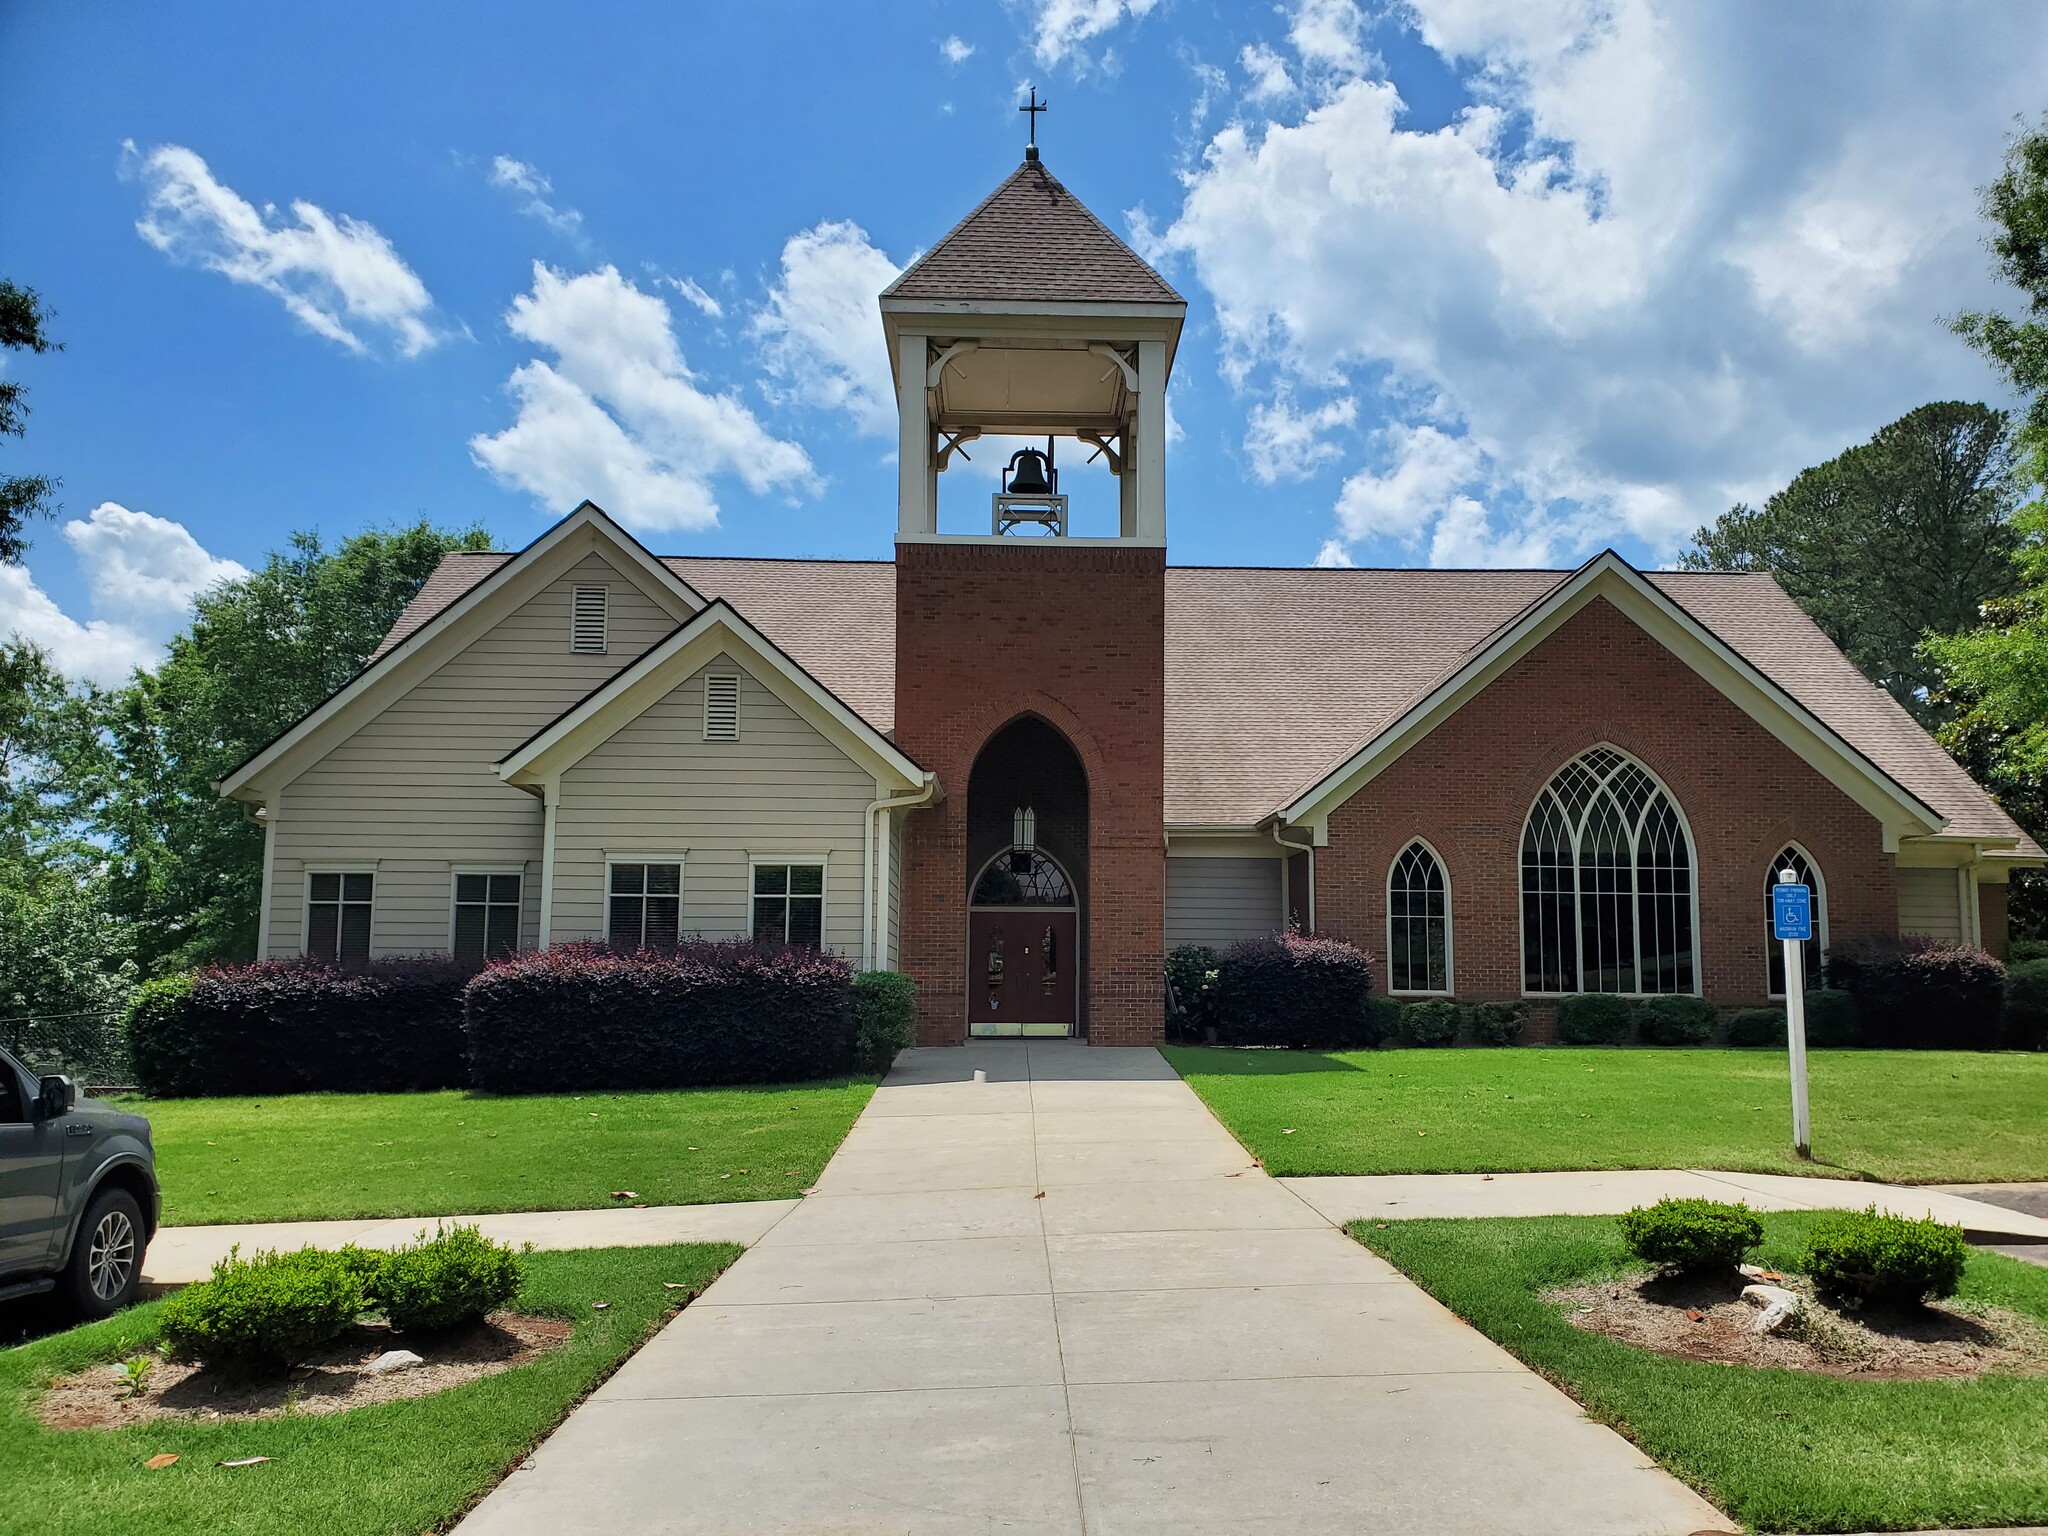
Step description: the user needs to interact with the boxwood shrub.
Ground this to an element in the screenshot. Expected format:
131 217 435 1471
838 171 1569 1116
160 1246 368 1369
1618 1198 1763 1274
852 970 917 1073
1803 1206 1969 1305
127 956 472 1098
370 1224 524 1332
1636 994 1716 1045
1803 987 1862 1046
1470 1001 1526 1046
1824 937 2006 1049
1556 992 1631 1045
1164 944 1221 1042
464 940 856 1093
1209 932 1385 1049
1401 998 1460 1046
1724 1007 1785 1046
2005 957 2048 1051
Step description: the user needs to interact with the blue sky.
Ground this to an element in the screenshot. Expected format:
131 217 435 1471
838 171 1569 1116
3 0 2045 680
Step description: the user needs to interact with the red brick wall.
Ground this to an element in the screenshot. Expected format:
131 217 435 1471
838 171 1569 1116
894 542 1166 1045
1313 597 1900 1021
1981 882 2009 960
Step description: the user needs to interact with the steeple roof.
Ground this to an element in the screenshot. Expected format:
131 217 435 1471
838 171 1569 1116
883 160 1183 306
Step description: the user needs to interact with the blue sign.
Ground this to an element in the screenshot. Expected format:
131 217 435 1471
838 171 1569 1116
1772 883 1813 942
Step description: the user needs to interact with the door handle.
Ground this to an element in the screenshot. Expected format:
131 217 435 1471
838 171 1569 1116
65 1123 94 1138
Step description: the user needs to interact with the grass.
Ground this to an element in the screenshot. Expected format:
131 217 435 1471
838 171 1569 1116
0 1242 737 1536
127 1080 876 1226
1354 1212 2048 1532
1164 1046 2048 1184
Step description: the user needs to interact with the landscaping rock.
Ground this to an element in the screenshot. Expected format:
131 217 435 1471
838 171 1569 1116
364 1349 425 1376
1740 1284 1801 1334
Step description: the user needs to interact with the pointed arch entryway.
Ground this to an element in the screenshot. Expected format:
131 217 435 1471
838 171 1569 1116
965 715 1088 1037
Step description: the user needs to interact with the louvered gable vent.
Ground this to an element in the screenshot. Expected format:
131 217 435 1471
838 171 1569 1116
570 585 608 652
704 672 740 741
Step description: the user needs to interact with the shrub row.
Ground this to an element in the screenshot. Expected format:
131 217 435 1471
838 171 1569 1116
1823 937 2007 1049
129 945 914 1098
1618 1197 1969 1304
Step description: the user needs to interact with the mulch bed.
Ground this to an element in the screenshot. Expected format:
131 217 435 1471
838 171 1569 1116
1549 1271 2048 1380
37 1312 571 1429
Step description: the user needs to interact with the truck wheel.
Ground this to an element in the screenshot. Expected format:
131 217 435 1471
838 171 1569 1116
66 1187 145 1320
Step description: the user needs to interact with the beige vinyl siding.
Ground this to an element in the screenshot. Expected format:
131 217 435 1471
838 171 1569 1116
1897 866 1964 941
549 657 875 957
266 555 677 957
1165 856 1285 949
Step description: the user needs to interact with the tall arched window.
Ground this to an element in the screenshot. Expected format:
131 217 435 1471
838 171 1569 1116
1388 841 1451 994
1521 747 1696 995
1765 844 1826 996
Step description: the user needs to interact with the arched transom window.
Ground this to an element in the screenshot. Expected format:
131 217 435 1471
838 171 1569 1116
1387 841 1451 994
1766 844 1826 996
1521 747 1696 995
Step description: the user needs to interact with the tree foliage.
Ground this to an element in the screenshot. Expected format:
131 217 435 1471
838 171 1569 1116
1683 402 2022 723
1952 114 2048 441
0 279 62 563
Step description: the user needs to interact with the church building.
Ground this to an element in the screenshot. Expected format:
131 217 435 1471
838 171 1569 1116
217 154 2042 1046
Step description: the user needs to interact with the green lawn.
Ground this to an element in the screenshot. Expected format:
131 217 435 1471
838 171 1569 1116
1 1243 737 1536
130 1080 876 1226
1165 1047 2048 1184
1356 1213 2048 1532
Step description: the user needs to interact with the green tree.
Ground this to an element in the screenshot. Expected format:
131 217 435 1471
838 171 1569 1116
1952 114 2048 441
92 521 494 972
1683 402 2022 723
0 280 62 563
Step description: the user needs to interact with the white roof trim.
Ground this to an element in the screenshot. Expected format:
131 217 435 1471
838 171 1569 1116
497 598 930 793
216 502 703 801
1276 551 1948 843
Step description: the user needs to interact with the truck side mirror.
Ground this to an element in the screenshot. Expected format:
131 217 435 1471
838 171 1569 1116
35 1075 75 1120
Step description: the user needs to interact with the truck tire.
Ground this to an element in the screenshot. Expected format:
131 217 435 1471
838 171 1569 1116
65 1186 145 1320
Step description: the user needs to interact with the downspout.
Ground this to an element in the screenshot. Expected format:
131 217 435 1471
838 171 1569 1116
1271 820 1316 933
865 775 939 971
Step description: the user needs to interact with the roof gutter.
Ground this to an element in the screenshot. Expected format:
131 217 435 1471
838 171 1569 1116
1269 820 1314 933
865 775 941 971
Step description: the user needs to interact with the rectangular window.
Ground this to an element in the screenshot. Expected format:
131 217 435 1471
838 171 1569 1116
703 672 740 740
453 872 522 961
307 871 373 965
571 585 608 653
608 862 682 949
752 862 824 948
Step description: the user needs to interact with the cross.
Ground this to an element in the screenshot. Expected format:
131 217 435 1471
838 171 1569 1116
1020 87 1048 158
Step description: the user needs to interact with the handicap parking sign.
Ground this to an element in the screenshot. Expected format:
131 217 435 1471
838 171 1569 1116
1772 882 1812 942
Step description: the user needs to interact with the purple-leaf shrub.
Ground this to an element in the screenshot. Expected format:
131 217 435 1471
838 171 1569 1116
1823 937 2006 1049
1209 932 1385 1049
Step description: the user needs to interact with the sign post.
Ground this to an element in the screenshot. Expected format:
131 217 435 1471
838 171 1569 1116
1773 870 1814 1159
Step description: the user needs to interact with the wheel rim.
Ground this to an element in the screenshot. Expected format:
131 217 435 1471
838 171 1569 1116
88 1210 136 1301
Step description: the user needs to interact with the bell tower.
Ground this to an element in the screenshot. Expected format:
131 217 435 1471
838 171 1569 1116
885 152 1185 1046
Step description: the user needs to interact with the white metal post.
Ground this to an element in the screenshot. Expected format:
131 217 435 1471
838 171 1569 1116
1780 869 1811 1159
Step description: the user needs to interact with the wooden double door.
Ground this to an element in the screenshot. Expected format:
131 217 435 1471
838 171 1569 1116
967 908 1078 1037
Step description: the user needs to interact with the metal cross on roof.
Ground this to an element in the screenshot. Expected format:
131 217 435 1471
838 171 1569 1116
1020 87 1048 162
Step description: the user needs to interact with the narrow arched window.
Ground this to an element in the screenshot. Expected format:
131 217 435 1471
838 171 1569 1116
1521 747 1696 995
1766 845 1826 996
1387 841 1451 994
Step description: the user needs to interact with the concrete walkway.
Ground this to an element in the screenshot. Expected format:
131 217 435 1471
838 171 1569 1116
457 1043 1723 1535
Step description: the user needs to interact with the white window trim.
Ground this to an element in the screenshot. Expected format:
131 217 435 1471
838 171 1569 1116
703 670 741 741
603 856 688 947
1765 841 1829 999
303 864 377 960
1516 744 1704 1000
448 865 527 956
1385 837 1454 997
750 854 830 944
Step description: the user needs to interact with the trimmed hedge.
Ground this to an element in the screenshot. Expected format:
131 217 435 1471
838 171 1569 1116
852 970 917 1073
371 1224 523 1332
126 956 471 1098
1470 1001 1525 1046
2009 936 2048 966
464 940 856 1093
1825 937 2006 1049
160 1246 368 1369
2005 957 2048 1051
1803 987 1862 1046
1636 994 1716 1045
1618 1198 1763 1274
1209 932 1386 1049
1556 992 1631 1045
1725 1007 1785 1047
1804 1206 1969 1305
1401 998 1460 1046
1165 944 1221 1042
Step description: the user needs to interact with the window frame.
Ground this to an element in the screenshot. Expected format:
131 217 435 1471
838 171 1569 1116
303 865 376 965
1516 745 1702 999
749 854 829 950
1765 842 1828 998
449 865 525 962
1385 838 1453 997
604 856 687 950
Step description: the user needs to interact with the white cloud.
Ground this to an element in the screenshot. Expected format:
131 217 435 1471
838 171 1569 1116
1240 43 1295 103
0 502 247 683
940 35 975 64
488 155 586 243
128 142 442 357
1246 392 1356 482
1332 424 1481 543
751 221 904 437
471 264 817 533
1165 1 2048 566
1025 0 1162 68
665 275 724 319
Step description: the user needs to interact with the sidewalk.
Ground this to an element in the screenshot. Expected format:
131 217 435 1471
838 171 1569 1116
454 1043 1724 1536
